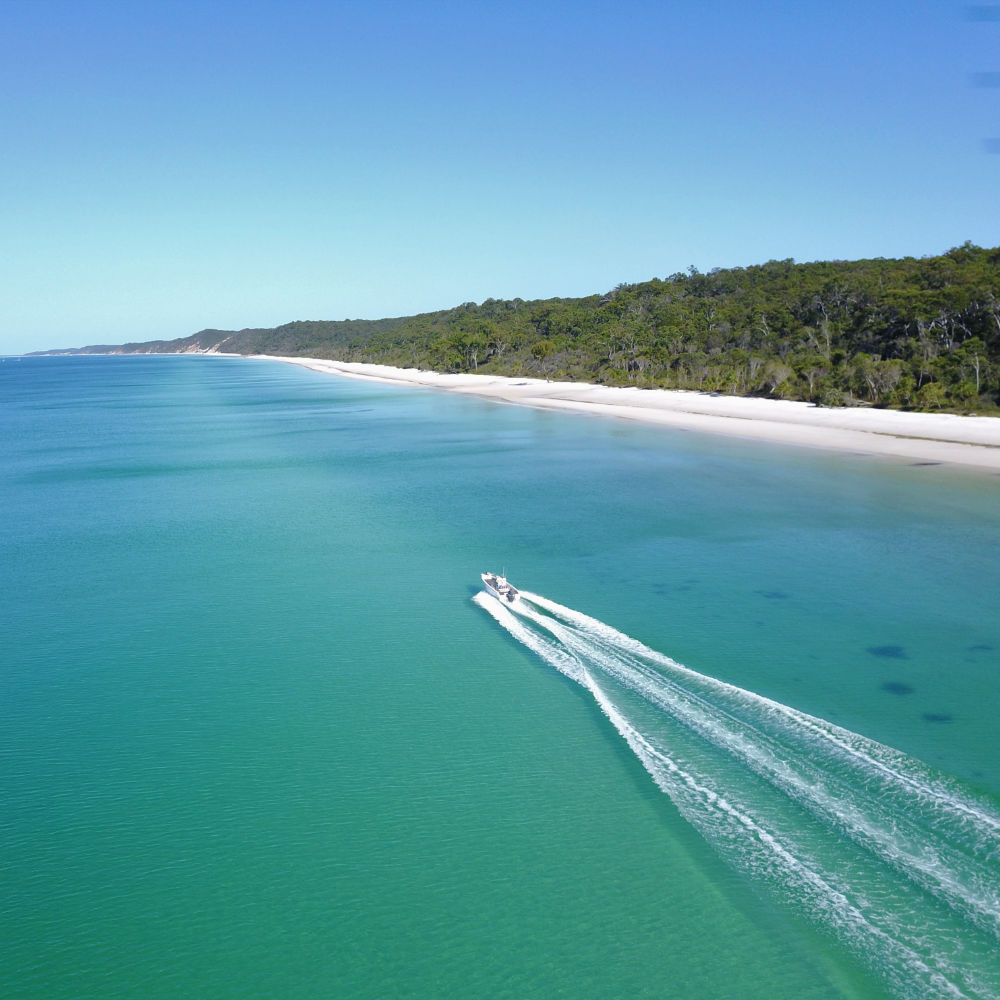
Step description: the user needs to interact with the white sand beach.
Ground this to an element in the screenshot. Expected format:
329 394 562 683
253 355 1000 472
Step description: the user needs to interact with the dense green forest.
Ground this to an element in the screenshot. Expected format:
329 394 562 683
48 244 1000 412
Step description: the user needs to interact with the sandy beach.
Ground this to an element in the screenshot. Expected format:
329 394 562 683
252 354 1000 472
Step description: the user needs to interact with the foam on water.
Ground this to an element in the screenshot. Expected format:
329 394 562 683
475 589 1000 1000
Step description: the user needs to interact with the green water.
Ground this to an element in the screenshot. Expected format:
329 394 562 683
2 355 998 999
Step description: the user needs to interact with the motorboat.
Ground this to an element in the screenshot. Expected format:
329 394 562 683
481 571 519 604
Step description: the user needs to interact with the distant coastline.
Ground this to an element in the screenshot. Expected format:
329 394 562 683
253 354 1000 471
27 247 1000 416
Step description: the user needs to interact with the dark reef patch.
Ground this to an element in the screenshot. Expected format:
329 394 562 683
881 681 915 696
867 645 908 659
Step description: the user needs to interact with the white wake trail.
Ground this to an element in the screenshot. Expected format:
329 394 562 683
522 590 1000 843
514 592 1000 938
476 587 1000 1000
579 668 978 1000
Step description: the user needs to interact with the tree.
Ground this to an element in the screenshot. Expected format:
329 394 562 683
955 337 988 394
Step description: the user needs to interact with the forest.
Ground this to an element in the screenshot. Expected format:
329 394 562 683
51 244 1000 412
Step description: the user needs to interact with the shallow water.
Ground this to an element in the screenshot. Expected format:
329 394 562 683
2 355 998 999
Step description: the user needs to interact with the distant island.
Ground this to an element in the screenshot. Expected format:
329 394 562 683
37 243 999 413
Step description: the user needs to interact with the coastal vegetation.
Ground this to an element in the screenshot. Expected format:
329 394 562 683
49 244 1000 412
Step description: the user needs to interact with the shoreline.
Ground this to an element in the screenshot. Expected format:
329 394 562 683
249 354 1000 471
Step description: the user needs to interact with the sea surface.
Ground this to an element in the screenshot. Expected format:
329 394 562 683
2 354 999 1000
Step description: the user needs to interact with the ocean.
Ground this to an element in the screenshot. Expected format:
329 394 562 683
2 354 998 1000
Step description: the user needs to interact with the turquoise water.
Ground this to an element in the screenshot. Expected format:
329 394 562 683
2 355 998 999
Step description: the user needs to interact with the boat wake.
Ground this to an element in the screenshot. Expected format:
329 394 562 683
474 588 1000 1000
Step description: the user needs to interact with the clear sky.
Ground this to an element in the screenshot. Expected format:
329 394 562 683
1 0 998 354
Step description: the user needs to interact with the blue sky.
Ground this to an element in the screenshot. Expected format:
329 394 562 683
1 0 997 353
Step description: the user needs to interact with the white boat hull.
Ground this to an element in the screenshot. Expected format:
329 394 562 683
481 571 519 604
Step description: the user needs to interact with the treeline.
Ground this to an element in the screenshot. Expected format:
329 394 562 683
48 243 1000 411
